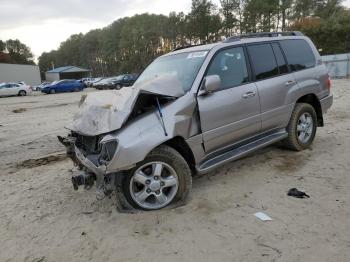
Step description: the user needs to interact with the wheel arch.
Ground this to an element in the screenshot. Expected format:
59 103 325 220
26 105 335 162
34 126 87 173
18 90 26 96
163 136 196 175
296 94 323 127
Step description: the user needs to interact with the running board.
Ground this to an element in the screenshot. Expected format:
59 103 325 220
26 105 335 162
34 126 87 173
196 131 288 174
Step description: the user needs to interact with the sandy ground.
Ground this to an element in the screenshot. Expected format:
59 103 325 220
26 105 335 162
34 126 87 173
0 80 350 262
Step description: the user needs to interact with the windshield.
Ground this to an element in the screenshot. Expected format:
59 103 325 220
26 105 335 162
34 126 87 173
135 51 208 93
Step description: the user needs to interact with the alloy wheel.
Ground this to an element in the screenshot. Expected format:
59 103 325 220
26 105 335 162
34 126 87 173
129 162 179 210
297 112 314 144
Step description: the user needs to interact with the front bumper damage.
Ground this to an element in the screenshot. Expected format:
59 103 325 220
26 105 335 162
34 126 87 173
58 135 115 199
58 134 190 213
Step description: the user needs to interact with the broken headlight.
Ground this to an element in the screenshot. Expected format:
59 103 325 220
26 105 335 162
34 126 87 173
99 140 118 164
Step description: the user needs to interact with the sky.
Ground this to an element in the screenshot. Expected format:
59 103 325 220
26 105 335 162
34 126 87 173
0 0 349 59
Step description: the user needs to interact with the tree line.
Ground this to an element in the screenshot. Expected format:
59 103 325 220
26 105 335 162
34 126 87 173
0 39 35 65
37 0 350 77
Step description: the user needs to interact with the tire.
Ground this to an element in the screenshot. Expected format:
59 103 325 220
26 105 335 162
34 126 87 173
50 89 55 94
18 90 26 96
283 103 317 151
116 84 122 90
122 145 192 210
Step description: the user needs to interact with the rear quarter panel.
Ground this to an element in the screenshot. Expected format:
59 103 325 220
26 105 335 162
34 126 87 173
286 37 330 105
285 66 327 105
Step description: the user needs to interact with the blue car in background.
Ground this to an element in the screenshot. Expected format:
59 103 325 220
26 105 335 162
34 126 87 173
41 80 84 94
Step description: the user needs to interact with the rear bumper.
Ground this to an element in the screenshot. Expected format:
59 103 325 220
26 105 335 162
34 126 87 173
320 94 333 114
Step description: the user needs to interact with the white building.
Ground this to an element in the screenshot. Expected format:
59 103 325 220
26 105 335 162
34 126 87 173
0 63 41 86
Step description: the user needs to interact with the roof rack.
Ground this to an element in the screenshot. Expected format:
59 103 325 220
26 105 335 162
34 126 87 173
223 31 304 43
172 44 205 52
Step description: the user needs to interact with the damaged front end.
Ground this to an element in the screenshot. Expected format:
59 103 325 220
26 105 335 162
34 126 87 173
58 75 199 203
58 133 118 197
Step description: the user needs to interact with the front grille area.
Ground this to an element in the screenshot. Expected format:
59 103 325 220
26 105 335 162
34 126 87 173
72 133 102 155
100 141 118 162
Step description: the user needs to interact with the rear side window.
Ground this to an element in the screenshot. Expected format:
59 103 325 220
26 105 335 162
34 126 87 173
271 43 289 74
247 44 279 80
280 39 316 71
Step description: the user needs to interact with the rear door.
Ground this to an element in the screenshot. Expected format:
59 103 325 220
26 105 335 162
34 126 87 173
69 81 78 91
279 39 320 95
247 42 297 132
197 46 261 153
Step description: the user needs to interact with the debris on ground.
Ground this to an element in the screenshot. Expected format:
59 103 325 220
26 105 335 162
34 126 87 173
16 153 67 169
254 212 272 221
287 188 310 199
12 108 27 113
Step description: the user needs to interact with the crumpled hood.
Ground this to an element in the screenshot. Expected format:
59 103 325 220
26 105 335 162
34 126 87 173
66 75 184 136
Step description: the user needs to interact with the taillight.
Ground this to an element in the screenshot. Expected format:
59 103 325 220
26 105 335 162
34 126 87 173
327 75 331 91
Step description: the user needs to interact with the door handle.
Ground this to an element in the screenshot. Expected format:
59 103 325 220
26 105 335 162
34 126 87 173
285 80 296 86
242 91 256 99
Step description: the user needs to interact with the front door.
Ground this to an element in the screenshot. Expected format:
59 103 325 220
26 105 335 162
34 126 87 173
197 46 261 153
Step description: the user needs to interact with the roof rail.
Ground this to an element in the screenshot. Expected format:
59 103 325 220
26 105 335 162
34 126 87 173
223 31 304 43
172 44 204 52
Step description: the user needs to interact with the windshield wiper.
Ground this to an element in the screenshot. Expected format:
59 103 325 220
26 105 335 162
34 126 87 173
156 97 168 136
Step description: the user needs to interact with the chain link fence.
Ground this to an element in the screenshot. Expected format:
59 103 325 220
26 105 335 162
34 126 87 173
322 53 350 79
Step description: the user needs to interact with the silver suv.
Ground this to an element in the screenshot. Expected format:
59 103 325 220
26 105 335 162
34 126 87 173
59 31 333 211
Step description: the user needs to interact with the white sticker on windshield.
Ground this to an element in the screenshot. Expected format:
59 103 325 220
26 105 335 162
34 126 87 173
187 51 208 59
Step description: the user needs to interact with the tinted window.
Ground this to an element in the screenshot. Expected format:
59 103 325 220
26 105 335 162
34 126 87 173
280 39 316 71
247 44 279 80
206 47 249 90
271 43 289 74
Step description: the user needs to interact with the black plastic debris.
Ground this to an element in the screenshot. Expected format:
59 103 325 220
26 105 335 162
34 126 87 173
287 188 310 198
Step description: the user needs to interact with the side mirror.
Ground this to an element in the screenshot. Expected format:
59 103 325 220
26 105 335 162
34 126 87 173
201 75 221 95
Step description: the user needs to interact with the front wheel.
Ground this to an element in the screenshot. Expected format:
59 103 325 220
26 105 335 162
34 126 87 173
50 89 55 94
122 145 192 210
283 103 317 151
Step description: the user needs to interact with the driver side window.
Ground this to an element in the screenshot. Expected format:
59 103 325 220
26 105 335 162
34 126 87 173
206 47 249 91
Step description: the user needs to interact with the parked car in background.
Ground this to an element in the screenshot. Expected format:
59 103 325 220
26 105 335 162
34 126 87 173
16 81 32 90
41 80 84 94
88 77 104 87
109 74 138 89
0 82 32 97
79 78 93 88
94 74 138 90
93 77 117 90
33 82 50 91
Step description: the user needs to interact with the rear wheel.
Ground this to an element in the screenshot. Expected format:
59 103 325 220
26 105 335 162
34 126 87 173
122 145 192 210
283 103 317 151
18 90 26 96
